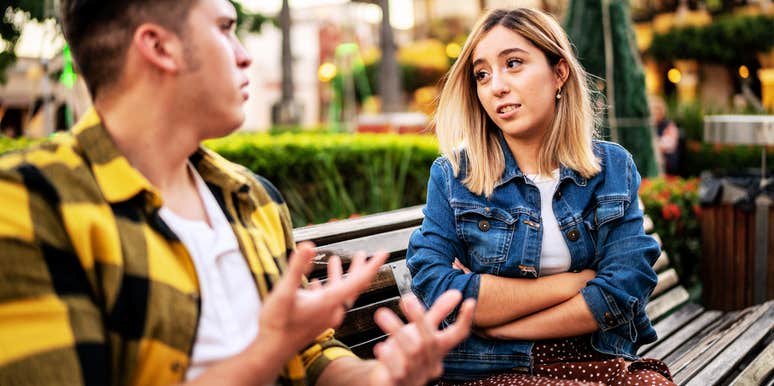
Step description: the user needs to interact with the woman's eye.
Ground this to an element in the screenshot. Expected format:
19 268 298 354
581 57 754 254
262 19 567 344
506 58 522 68
474 71 489 81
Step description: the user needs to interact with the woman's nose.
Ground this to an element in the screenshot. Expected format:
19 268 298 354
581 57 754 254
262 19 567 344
490 73 509 97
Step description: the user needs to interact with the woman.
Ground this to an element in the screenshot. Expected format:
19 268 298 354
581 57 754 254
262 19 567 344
406 8 673 385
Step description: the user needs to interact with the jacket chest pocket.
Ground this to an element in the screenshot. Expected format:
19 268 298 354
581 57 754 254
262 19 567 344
584 199 626 245
454 206 516 265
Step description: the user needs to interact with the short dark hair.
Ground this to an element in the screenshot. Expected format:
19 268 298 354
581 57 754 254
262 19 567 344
60 0 198 98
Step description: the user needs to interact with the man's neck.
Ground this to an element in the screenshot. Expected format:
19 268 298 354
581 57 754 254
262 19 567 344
94 94 200 192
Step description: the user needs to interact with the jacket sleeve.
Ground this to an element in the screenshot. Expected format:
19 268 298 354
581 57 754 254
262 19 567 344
579 153 660 337
406 159 481 322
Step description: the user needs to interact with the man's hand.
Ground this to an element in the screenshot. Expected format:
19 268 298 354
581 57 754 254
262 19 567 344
254 242 388 360
367 290 476 386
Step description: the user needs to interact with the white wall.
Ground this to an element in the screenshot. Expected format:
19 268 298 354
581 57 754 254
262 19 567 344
241 21 321 131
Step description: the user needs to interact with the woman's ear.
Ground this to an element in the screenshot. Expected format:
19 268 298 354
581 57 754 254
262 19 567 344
554 58 570 89
132 23 184 74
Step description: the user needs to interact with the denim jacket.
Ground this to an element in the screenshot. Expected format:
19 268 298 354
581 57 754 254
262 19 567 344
406 135 661 381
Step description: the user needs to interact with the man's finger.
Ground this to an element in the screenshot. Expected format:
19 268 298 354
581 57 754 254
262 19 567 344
373 306 405 335
327 251 387 301
399 294 427 325
276 244 316 296
437 298 476 352
425 290 463 326
327 255 343 284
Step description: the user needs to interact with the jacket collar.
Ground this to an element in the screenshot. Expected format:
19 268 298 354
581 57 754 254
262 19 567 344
495 130 587 188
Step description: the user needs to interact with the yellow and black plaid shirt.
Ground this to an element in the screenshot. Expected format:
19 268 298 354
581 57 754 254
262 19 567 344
0 109 355 386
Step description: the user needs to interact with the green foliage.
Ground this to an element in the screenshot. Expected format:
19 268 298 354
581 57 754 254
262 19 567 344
640 176 701 286
0 135 37 153
667 99 705 142
205 133 440 226
683 141 774 177
0 0 49 83
649 15 774 64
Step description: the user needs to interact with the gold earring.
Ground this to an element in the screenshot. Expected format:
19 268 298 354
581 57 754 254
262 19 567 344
556 88 562 100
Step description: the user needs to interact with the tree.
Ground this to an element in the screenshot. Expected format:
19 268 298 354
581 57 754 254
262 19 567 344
565 0 660 177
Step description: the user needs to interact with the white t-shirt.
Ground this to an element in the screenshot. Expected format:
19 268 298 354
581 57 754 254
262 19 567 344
159 165 262 381
526 169 572 276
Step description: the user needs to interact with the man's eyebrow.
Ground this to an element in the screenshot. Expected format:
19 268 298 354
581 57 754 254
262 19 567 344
472 47 529 68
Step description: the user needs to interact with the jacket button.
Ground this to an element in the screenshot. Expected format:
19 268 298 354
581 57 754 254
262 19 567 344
171 361 183 373
478 220 491 232
555 191 562 199
567 229 580 241
604 312 616 327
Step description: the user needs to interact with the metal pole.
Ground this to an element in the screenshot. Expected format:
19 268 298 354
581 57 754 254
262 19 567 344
280 0 293 102
378 0 401 114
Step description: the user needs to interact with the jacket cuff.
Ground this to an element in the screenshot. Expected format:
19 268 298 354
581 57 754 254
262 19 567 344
580 285 636 331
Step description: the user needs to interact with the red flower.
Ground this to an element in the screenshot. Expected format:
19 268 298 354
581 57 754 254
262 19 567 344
662 203 681 221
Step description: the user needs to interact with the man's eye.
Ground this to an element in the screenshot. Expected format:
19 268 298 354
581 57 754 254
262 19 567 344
221 21 236 31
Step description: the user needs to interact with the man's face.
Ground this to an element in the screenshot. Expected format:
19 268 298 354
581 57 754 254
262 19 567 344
178 0 252 138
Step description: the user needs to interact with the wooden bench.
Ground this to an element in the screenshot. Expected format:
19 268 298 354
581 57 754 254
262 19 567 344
293 205 774 385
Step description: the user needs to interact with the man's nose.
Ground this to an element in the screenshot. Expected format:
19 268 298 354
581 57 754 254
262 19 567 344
235 40 253 69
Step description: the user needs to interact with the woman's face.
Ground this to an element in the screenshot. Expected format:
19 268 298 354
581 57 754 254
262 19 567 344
472 25 564 143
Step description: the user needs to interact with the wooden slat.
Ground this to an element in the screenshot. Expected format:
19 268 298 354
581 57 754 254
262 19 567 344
651 232 663 247
334 297 402 348
349 334 388 359
685 302 774 386
322 264 400 309
652 268 680 298
638 303 705 357
664 312 737 368
646 285 690 321
653 251 670 273
309 227 418 277
647 310 723 362
730 335 774 386
672 305 771 384
643 215 654 234
294 205 424 245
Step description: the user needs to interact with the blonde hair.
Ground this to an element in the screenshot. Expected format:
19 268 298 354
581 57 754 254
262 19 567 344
434 8 600 197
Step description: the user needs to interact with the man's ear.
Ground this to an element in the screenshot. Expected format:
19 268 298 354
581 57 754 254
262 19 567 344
132 23 184 74
554 58 570 89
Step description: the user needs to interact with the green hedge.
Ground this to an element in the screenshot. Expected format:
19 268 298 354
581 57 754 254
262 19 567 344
683 141 774 177
205 133 439 226
649 15 774 65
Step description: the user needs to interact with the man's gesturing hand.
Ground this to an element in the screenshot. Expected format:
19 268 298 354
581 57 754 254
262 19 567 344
256 242 388 359
367 290 476 386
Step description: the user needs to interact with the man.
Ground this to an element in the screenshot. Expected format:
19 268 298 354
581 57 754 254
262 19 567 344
0 1 475 385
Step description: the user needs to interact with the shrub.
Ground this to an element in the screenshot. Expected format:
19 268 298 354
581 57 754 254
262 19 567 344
649 15 774 65
683 141 774 177
640 176 701 286
205 133 440 226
